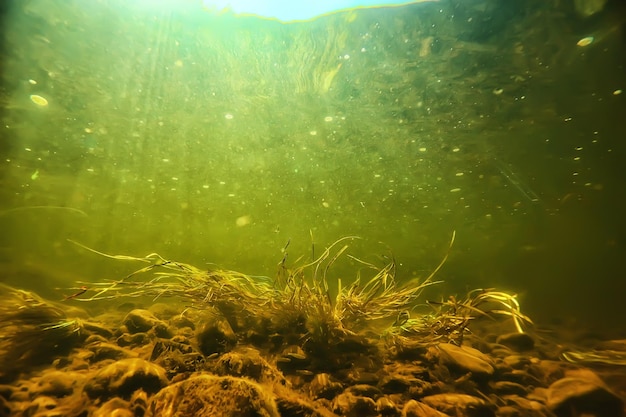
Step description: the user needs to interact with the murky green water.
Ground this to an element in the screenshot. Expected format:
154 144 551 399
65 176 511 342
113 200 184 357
1 0 625 333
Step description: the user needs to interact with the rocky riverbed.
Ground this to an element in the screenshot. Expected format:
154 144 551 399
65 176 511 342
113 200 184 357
0 284 624 417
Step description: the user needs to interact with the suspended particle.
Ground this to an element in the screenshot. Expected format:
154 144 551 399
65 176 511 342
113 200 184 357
29 94 48 106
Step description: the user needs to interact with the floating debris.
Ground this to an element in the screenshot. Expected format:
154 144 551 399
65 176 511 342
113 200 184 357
29 94 49 106
492 158 541 204
576 36 594 47
235 215 252 227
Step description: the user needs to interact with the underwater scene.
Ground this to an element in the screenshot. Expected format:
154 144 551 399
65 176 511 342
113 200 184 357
1 0 625 415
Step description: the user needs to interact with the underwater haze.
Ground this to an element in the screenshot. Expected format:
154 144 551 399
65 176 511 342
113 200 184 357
1 0 626 332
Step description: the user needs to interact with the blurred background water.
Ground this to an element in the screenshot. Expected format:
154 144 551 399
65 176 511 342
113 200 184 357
1 0 625 334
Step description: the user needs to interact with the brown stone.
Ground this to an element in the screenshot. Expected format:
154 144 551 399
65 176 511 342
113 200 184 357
496 333 535 352
309 373 343 400
124 309 163 333
34 370 84 397
546 371 623 417
147 374 279 417
93 398 133 417
436 343 495 376
376 396 398 415
80 320 115 339
212 347 286 385
402 400 449 417
499 394 551 416
489 381 528 396
122 309 171 337
380 363 429 394
495 405 520 417
87 341 137 362
502 355 530 369
421 393 494 416
84 358 168 400
196 317 237 355
0 395 11 417
332 392 377 417
25 396 58 416
345 384 382 399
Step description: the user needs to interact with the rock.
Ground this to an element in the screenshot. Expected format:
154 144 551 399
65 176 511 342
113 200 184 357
25 396 57 416
196 318 237 356
376 396 398 416
35 370 84 397
130 389 149 416
123 309 168 335
489 381 527 396
528 360 565 385
282 345 308 361
0 384 13 398
9 381 31 401
277 345 311 374
402 400 448 417
502 355 530 369
436 343 495 376
332 392 377 416
345 384 382 399
80 320 115 339
496 333 535 352
499 394 552 416
274 384 339 417
147 374 279 417
379 363 430 394
84 358 169 400
0 396 11 417
309 373 343 400
149 339 194 362
421 393 494 417
546 369 623 417
87 341 138 362
93 398 133 417
495 405 520 417
117 332 150 347
490 346 513 358
84 334 108 345
170 314 195 330
346 370 380 386
148 302 180 319
170 334 191 345
212 348 286 385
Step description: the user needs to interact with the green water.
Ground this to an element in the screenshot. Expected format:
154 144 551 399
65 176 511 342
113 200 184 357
1 0 625 333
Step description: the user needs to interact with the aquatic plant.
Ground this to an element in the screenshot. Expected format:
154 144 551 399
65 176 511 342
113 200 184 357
67 232 531 353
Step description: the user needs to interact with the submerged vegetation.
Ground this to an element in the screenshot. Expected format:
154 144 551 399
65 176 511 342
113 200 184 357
66 233 531 358
0 233 532 385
